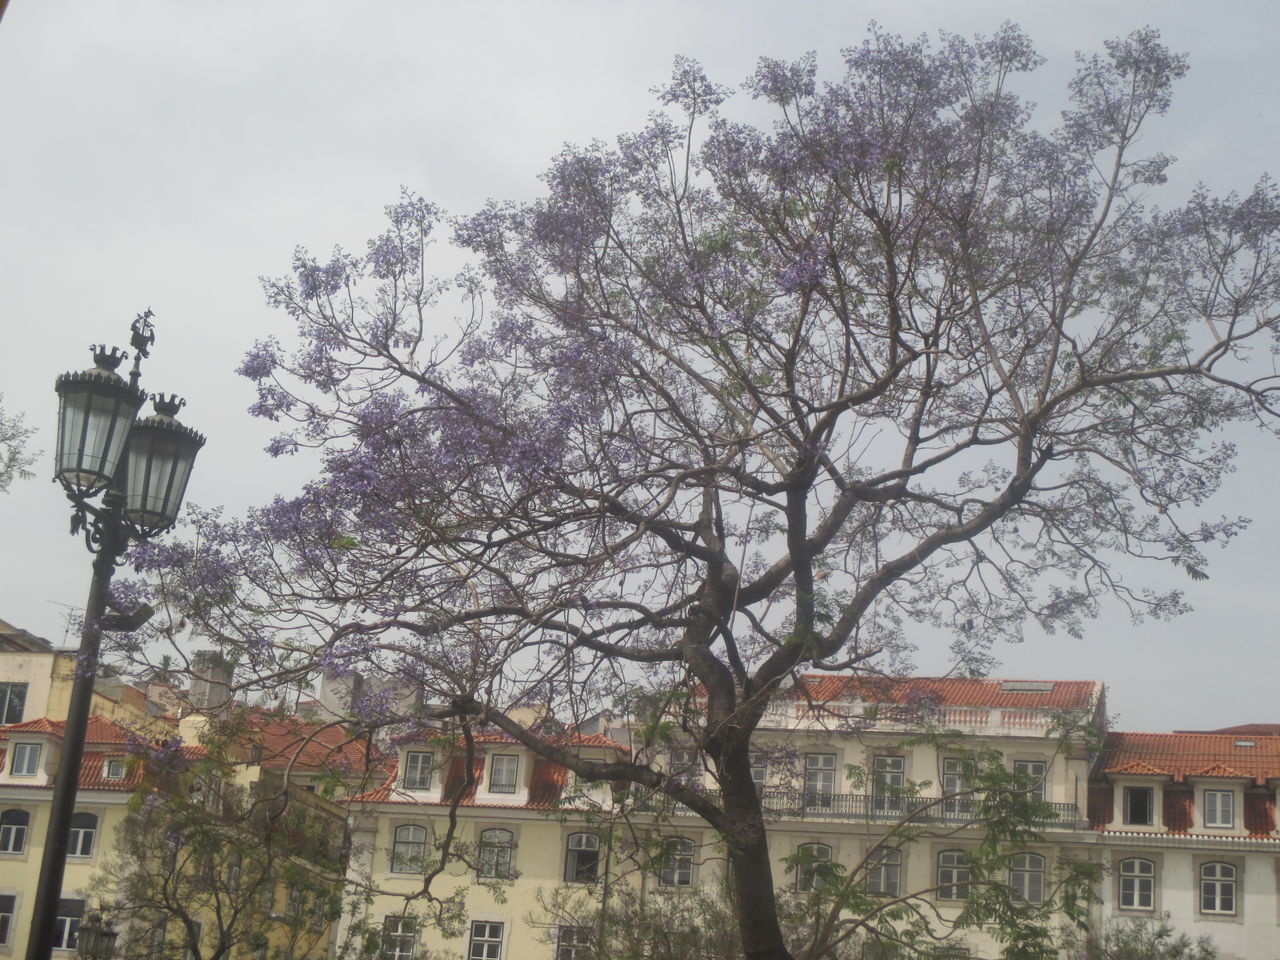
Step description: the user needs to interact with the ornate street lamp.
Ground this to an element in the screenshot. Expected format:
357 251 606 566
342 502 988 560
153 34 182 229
27 312 204 960
75 914 118 960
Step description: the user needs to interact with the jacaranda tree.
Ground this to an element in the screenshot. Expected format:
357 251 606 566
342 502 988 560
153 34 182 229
121 25 1280 960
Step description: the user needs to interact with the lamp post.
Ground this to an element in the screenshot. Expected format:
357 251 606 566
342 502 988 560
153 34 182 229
26 313 204 960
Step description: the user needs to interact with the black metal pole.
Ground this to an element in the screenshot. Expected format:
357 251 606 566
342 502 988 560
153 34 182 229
25 495 127 960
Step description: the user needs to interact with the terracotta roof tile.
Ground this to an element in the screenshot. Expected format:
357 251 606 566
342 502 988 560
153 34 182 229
1 715 137 744
243 717 384 775
1099 732 1280 785
783 676 1100 711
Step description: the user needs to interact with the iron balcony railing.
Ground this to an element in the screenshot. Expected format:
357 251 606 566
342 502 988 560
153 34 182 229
631 788 1079 827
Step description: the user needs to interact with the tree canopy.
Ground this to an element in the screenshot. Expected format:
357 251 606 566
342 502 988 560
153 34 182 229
120 24 1280 960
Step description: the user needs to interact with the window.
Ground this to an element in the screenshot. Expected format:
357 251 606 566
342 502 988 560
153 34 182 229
1119 858 1155 909
105 758 126 780
565 832 600 883
478 828 515 879
226 852 243 890
866 847 901 897
942 758 971 816
53 898 84 950
0 894 14 947
804 753 836 809
392 824 428 874
556 925 592 960
402 751 433 790
0 683 26 724
68 812 97 858
1123 786 1155 825
1200 862 1236 914
873 756 904 813
658 837 695 887
382 915 417 960
489 754 518 794
936 850 970 900
0 808 29 853
286 885 303 915
467 920 504 960
1009 853 1045 903
750 754 768 795
796 842 832 892
1204 790 1234 828
668 748 698 787
1013 761 1047 802
10 742 41 777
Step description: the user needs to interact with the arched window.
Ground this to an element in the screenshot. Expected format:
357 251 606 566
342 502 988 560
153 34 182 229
0 809 29 854
1009 853 1045 903
936 850 970 900
1119 858 1155 910
478 828 515 879
1200 862 1236 915
867 847 901 896
391 824 428 874
68 812 97 858
796 842 833 892
658 838 695 887
564 833 600 883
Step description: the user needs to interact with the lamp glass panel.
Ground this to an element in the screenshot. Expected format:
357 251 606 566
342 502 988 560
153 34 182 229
56 386 137 494
123 428 199 532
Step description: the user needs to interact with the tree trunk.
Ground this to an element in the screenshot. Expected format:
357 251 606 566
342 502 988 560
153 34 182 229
720 752 796 960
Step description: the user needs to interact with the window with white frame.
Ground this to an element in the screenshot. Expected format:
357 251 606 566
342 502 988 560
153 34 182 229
0 683 26 725
1013 760 1047 803
942 758 971 816
658 837 695 887
804 753 836 809
1200 862 1236 914
564 832 600 883
488 754 518 794
0 808 29 853
866 847 901 896
53 898 84 950
67 812 97 858
0 895 14 947
873 755 904 813
1009 853 1045 903
1118 858 1155 909
391 824 428 874
668 748 698 788
10 743 41 777
467 920 504 960
478 828 515 879
105 758 126 780
936 850 970 900
795 842 832 892
1204 790 1234 828
1123 786 1155 825
382 915 417 960
750 754 768 795
555 925 592 960
402 751 433 790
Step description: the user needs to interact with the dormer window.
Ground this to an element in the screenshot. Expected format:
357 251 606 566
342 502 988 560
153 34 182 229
1123 786 1155 826
1204 790 1234 828
489 754 519 794
105 759 126 781
10 743 41 777
402 751 433 790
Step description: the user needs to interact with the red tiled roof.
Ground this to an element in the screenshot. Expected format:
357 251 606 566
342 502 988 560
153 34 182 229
1099 732 1280 785
788 676 1100 711
0 716 137 744
243 716 384 775
1176 723 1280 736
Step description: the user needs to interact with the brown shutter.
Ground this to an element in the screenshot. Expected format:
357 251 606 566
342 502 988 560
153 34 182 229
1163 784 1193 833
1244 788 1276 836
1087 783 1113 828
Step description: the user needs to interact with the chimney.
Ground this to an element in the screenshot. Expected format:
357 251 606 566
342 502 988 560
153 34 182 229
188 650 232 716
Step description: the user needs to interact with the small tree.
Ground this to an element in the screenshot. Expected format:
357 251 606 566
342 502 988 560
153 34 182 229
121 25 1280 960
1063 914 1219 960
95 735 348 960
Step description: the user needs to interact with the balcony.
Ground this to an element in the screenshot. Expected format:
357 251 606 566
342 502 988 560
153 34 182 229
631 788 1079 828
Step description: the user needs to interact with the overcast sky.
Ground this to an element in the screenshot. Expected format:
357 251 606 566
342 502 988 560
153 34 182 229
1 0 1276 733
